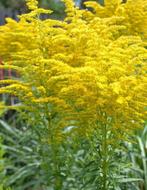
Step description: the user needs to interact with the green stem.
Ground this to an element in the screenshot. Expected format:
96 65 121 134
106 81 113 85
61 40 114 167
52 143 62 190
102 124 108 190
48 116 62 190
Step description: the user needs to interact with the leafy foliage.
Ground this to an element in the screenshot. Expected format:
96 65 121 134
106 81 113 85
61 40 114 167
125 125 147 190
1 118 146 190
0 136 12 190
0 118 45 190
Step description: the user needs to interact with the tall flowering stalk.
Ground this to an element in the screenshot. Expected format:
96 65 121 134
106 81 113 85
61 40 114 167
0 0 146 189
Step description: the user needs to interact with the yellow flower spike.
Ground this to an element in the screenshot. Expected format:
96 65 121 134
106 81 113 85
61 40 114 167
26 0 38 10
116 96 126 105
37 86 46 95
62 0 77 20
84 1 104 14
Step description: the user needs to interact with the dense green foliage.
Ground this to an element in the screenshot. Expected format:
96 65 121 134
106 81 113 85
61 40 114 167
0 117 146 190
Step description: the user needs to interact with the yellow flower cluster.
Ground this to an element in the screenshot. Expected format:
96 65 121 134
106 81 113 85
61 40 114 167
85 0 147 38
26 0 38 10
0 0 146 142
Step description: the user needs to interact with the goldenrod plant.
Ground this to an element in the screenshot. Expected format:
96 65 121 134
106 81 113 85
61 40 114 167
85 0 147 38
0 0 146 189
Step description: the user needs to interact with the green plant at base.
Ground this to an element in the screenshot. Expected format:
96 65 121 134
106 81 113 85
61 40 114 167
0 137 12 190
125 125 147 190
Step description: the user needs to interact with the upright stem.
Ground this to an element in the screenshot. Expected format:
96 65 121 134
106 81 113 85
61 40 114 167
52 144 62 190
48 116 62 190
102 123 108 190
